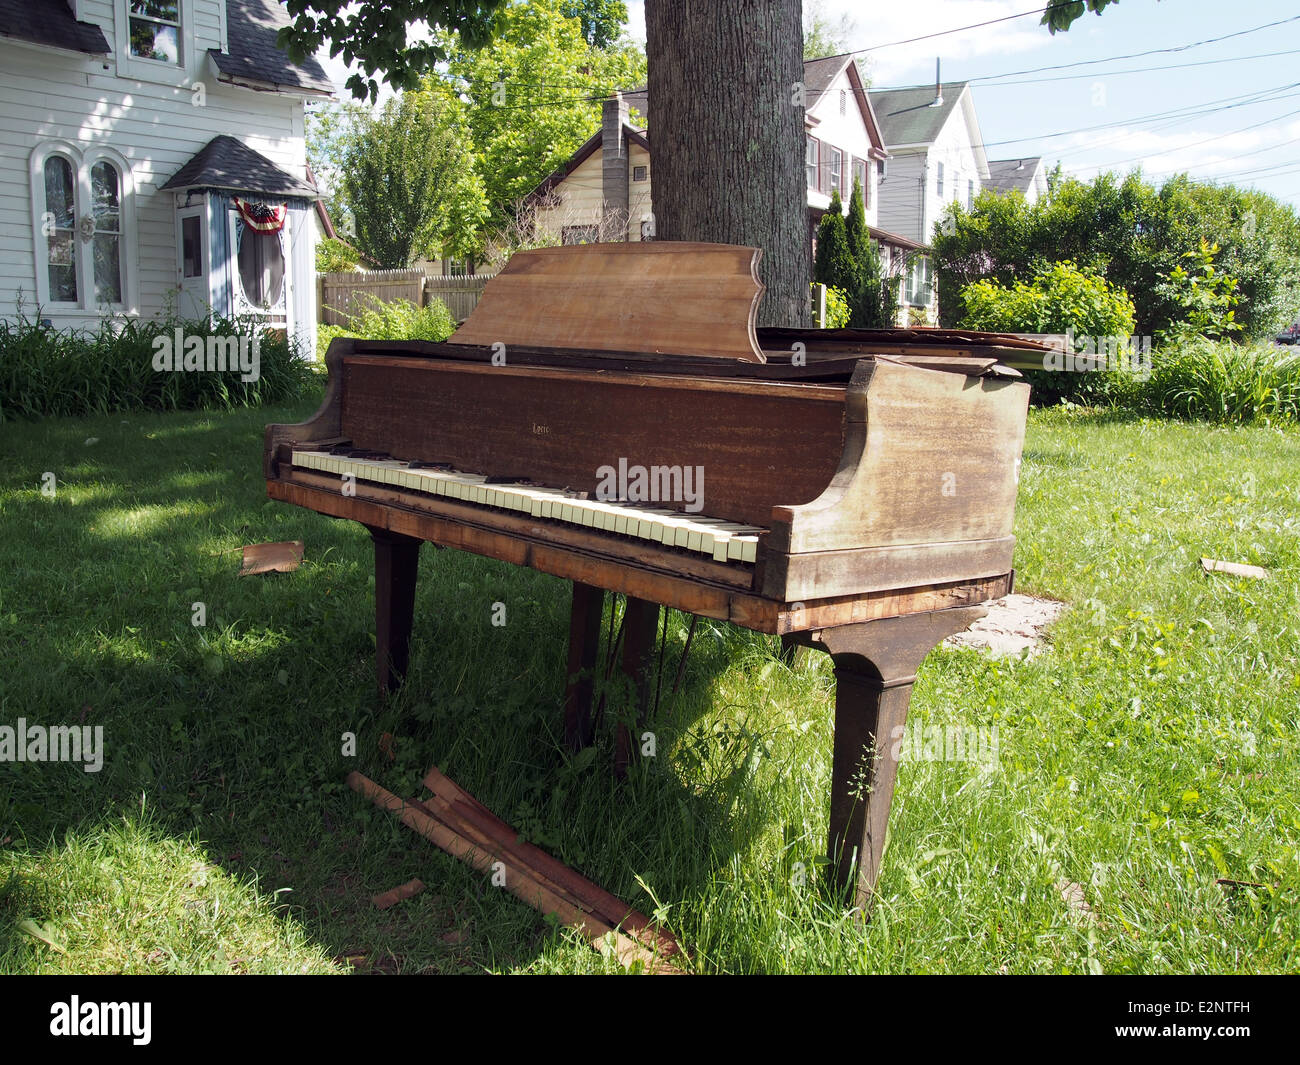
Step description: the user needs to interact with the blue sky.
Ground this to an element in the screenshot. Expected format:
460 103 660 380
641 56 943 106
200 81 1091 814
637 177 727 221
316 1 1300 208
625 0 1300 208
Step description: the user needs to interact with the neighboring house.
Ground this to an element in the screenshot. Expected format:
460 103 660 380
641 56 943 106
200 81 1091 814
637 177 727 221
438 55 922 322
0 0 332 355
986 156 1048 204
869 79 992 322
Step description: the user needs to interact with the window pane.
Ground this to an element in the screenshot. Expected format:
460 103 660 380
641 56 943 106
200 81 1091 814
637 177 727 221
237 225 285 307
91 162 120 233
130 20 179 63
44 156 76 229
44 157 78 303
48 234 77 302
131 1 179 18
182 215 203 277
93 233 122 304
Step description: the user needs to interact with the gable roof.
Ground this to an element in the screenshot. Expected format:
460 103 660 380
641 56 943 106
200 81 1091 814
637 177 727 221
526 122 651 205
160 135 318 198
208 0 333 96
803 54 887 160
986 157 1044 195
0 0 109 55
868 81 970 147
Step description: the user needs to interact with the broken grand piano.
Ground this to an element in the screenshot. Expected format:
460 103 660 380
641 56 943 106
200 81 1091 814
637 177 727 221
264 243 1035 908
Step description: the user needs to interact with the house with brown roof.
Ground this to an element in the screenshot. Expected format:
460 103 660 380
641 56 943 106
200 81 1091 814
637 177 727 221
0 0 333 354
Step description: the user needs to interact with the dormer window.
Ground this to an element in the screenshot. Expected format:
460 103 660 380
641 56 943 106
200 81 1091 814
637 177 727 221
128 1 182 64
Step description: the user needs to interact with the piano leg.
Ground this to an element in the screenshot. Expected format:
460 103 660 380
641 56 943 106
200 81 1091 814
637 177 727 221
369 525 421 694
800 607 986 911
564 582 606 751
614 597 660 777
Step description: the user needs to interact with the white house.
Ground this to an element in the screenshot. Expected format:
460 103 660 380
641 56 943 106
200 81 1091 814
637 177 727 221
0 0 332 355
440 54 923 323
986 156 1048 204
869 79 991 320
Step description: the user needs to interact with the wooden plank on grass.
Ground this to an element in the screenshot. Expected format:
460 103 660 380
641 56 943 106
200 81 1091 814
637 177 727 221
1200 558 1267 579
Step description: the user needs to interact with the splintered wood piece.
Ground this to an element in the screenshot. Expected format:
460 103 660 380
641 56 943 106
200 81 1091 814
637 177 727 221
347 772 676 972
1200 558 1267 580
238 540 304 576
449 243 766 362
371 878 425 910
421 766 683 960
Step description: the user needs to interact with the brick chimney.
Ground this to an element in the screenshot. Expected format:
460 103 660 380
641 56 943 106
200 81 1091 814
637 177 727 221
601 92 629 241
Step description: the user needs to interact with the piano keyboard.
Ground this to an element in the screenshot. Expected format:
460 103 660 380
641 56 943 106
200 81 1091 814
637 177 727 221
292 451 762 564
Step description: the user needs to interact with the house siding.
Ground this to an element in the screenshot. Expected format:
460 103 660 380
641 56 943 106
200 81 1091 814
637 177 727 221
0 1 317 354
876 149 927 246
804 68 878 226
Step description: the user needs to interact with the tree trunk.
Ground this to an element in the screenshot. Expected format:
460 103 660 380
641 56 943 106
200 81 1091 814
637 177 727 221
645 0 810 328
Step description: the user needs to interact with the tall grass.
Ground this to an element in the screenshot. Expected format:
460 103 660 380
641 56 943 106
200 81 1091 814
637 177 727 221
317 295 456 360
1139 338 1300 425
0 311 318 422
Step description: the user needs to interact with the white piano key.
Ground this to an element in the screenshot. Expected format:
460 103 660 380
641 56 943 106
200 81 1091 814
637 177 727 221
296 455 763 565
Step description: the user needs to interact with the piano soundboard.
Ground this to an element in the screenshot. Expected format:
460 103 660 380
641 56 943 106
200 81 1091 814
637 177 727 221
291 449 763 563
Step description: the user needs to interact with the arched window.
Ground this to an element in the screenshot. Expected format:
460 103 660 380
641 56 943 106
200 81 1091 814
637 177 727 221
30 144 135 313
42 154 79 304
90 161 123 304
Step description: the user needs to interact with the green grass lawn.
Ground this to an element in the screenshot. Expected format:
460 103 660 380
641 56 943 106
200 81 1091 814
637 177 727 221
1 401 1297 974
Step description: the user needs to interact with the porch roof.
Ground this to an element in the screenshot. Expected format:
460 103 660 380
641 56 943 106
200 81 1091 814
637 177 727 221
160 136 318 199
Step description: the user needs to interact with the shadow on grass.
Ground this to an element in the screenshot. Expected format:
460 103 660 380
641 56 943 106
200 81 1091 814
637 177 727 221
0 404 773 972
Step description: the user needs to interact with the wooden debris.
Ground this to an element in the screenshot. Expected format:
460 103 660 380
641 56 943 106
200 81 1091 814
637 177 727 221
239 540 304 576
1200 558 1267 580
347 770 684 972
1215 878 1269 890
422 765 683 960
371 878 425 911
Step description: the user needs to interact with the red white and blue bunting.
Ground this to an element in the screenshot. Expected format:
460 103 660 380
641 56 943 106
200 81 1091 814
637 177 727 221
232 196 287 233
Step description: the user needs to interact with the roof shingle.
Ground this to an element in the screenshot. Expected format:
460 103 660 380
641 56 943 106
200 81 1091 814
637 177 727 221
160 135 318 198
208 0 332 95
0 0 109 55
868 82 968 146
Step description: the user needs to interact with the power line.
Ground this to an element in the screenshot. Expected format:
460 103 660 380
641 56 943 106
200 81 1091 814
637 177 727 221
972 13 1300 81
1068 105 1300 174
980 81 1300 148
808 3 1067 64
943 48 1300 88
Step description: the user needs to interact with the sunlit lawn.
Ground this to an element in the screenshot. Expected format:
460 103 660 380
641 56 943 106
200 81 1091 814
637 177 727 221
0 402 1296 973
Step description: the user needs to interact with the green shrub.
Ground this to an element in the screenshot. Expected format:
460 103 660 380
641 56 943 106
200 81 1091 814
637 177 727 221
0 311 316 422
316 294 456 360
316 238 363 274
1153 239 1242 345
343 295 455 342
812 284 850 328
315 323 353 362
1138 338 1300 425
959 260 1136 338
813 188 855 296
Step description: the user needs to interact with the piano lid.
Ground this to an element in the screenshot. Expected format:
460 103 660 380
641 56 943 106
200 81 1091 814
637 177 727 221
449 242 767 363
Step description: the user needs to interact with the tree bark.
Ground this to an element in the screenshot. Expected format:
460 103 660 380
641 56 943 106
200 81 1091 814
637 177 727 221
645 0 811 328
